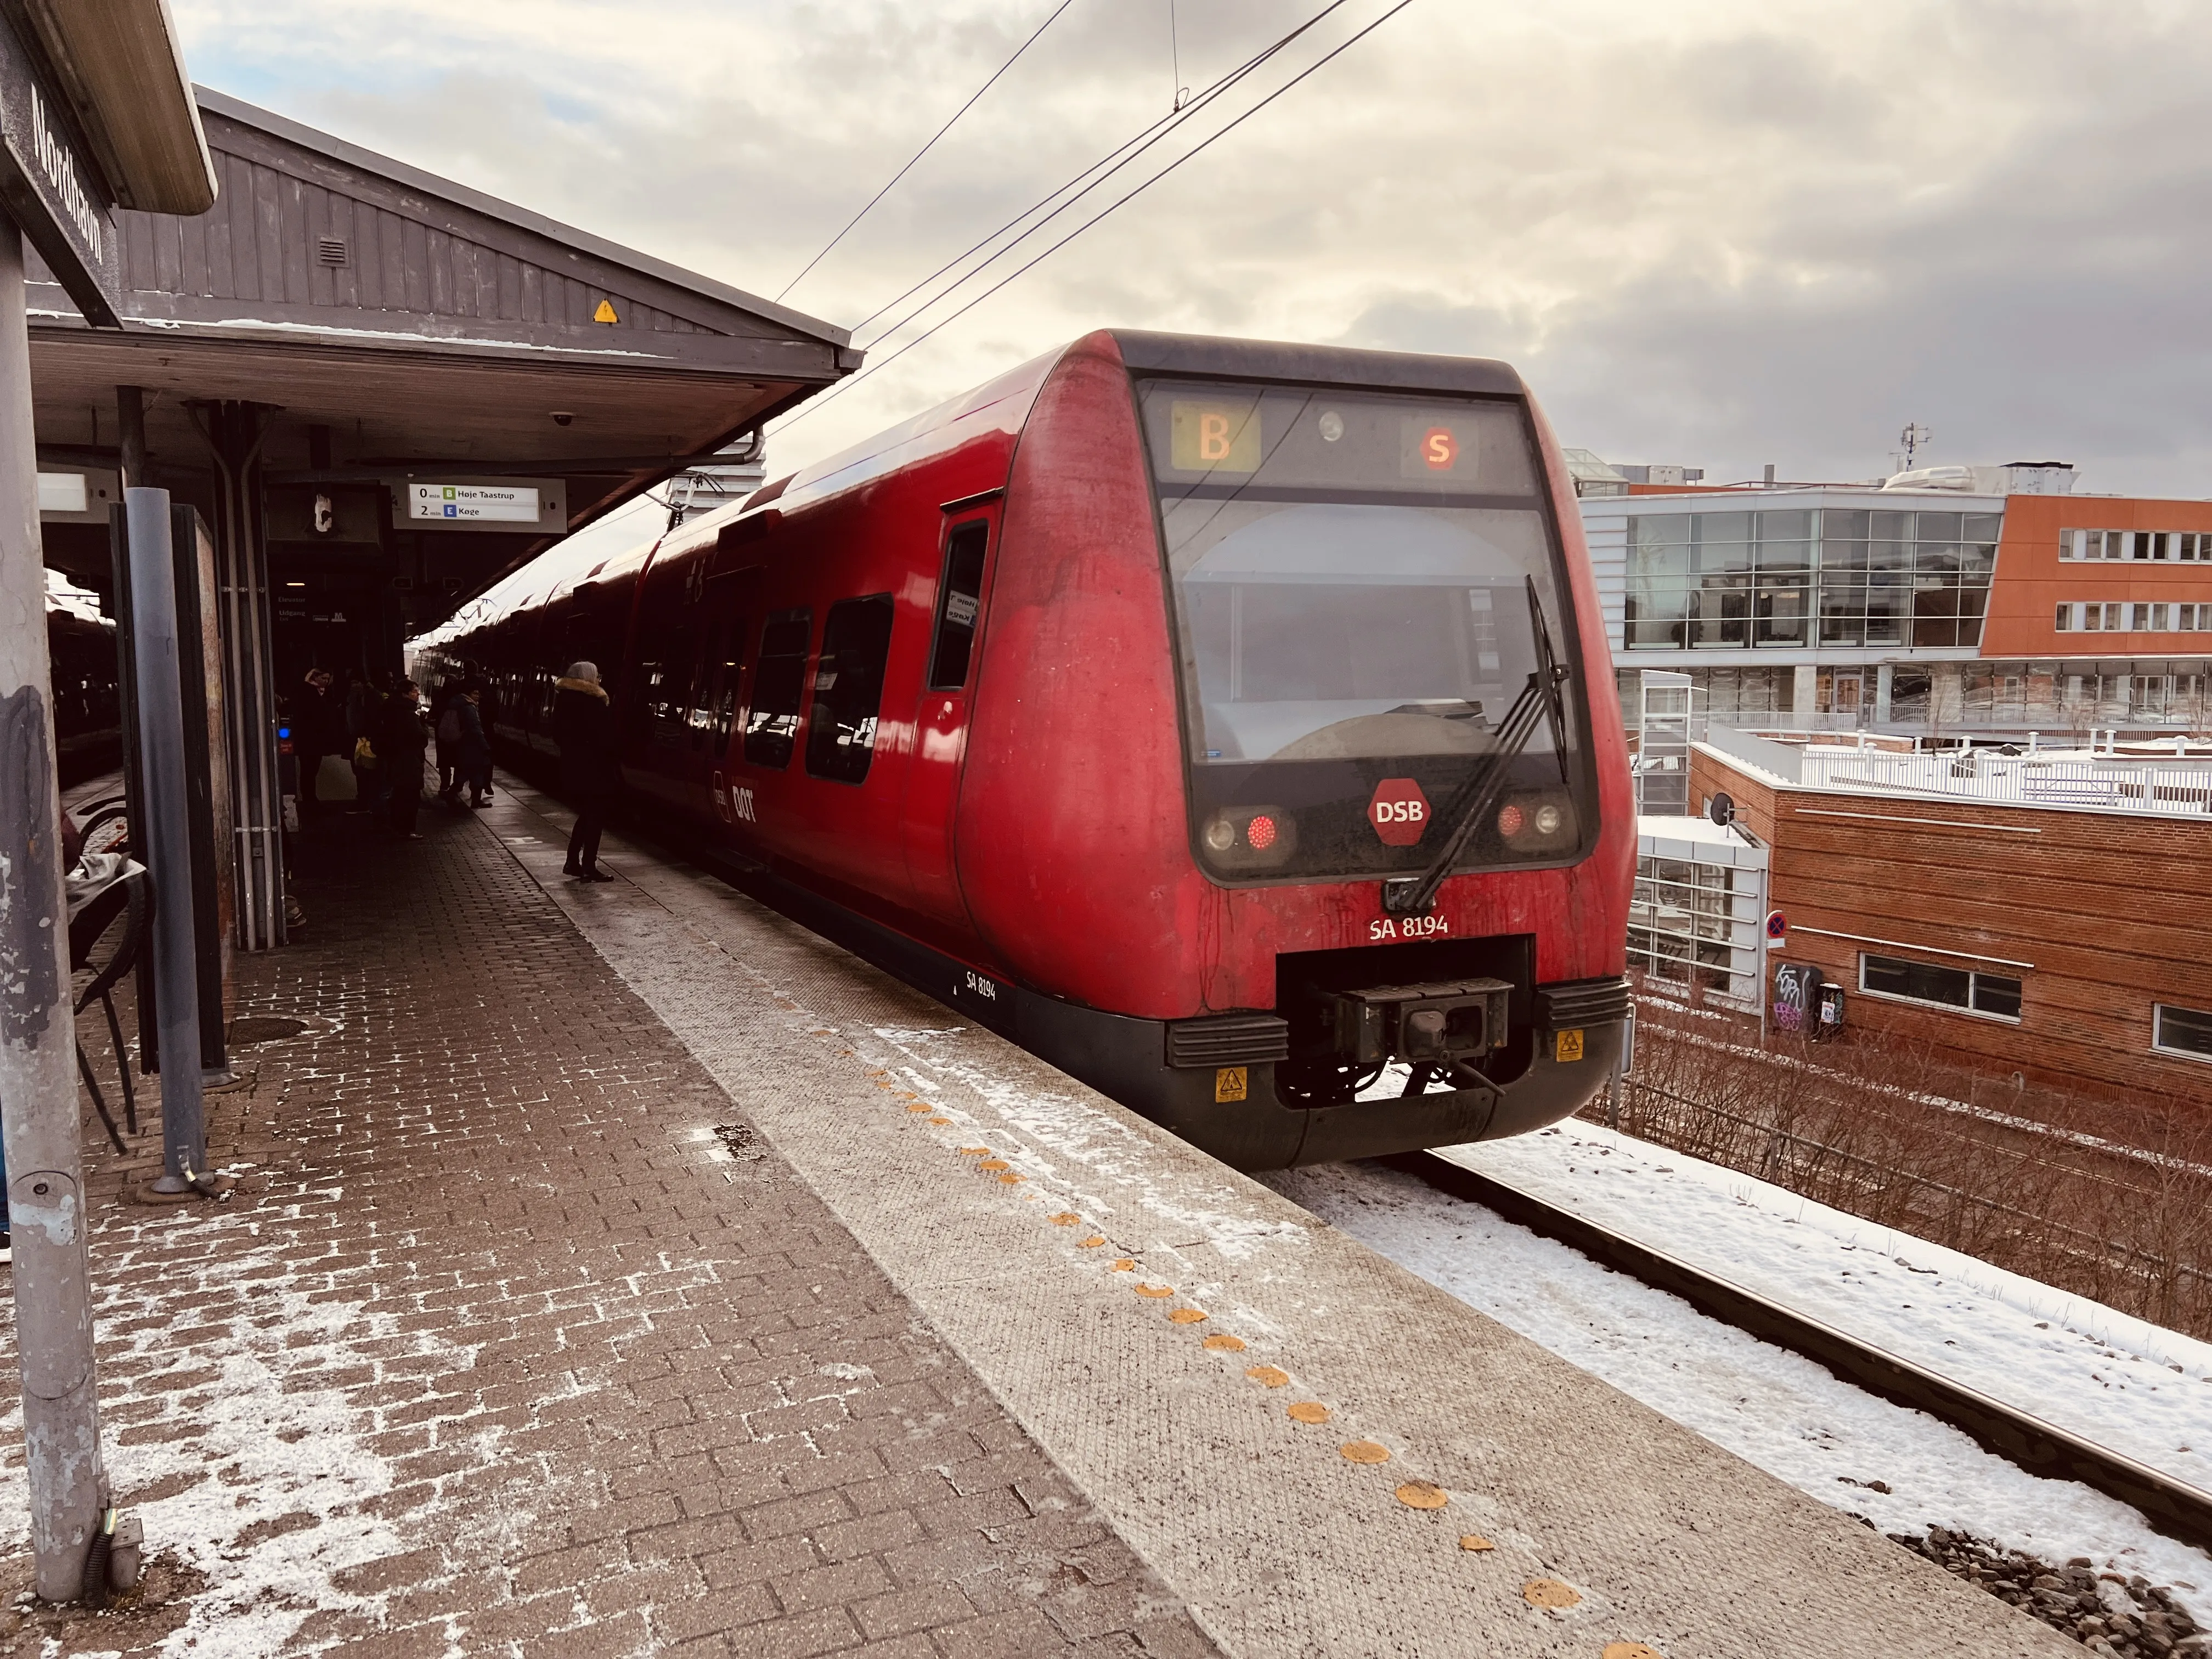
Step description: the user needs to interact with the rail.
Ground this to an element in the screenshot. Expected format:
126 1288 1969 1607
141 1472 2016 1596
1795 750 2212 819
1384 1151 2212 1555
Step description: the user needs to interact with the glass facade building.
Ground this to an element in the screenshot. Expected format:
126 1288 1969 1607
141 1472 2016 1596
1623 507 2000 653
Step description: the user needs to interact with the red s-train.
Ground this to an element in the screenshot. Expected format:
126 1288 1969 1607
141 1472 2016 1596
426 331 1634 1170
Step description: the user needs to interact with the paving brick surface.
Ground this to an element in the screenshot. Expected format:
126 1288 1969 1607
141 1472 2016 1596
0 798 1217 1657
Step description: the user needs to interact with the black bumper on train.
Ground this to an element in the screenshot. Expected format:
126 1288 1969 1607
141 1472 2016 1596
1031 975 1630 1170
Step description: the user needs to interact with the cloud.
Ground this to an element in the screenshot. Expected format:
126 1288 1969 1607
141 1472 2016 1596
172 0 2212 494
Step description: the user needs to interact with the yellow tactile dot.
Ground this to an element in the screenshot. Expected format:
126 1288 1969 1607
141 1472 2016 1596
1078 1236 1107 1248
1458 1535 1495 1553
1134 1283 1174 1298
1168 1308 1207 1324
905 1104 933 1113
978 1160 1009 1171
958 1147 990 1156
1524 1579 1582 1611
997 1173 1024 1184
1245 1365 1289 1388
1048 1212 1081 1226
1395 1480 1448 1510
1286 1401 1331 1425
929 1118 950 1126
1601 1645 1666 1659
1203 1333 1246 1352
1110 1259 1136 1272
1339 1440 1390 1464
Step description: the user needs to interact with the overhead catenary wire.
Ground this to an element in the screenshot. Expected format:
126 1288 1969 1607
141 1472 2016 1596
849 0 1355 346
775 0 1078 302
775 0 1414 435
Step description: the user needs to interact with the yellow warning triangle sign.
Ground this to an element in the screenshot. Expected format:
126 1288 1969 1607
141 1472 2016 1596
592 298 618 324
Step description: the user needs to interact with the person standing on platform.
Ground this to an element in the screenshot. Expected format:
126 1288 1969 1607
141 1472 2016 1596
454 681 493 809
432 679 463 803
343 669 382 814
297 668 338 816
380 680 432 839
554 661 618 882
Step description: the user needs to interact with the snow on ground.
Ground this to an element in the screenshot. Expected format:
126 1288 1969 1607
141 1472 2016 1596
1260 1135 2212 1615
1452 1119 2212 1484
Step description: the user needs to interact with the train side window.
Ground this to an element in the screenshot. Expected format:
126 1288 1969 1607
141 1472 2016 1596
805 595 896 784
688 624 721 747
711 618 748 748
743 609 811 769
926 521 990 689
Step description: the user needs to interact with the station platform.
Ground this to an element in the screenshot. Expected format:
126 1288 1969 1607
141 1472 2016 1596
2 781 2078 1657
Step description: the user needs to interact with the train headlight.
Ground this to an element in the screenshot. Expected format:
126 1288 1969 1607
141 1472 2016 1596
1498 793 1576 851
1198 806 1296 872
1318 410 1345 443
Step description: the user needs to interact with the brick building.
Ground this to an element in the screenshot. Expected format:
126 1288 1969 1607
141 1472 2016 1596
1686 736 2212 1105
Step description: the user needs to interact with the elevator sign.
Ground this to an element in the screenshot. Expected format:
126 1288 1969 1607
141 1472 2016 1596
0 8 122 328
399 478 566 532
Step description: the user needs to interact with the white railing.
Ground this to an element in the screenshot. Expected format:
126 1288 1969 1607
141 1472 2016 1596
1796 749 2212 817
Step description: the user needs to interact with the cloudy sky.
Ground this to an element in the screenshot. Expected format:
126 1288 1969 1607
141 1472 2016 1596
176 0 2211 499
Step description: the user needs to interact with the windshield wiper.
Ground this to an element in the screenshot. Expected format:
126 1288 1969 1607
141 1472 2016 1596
1381 577 1571 917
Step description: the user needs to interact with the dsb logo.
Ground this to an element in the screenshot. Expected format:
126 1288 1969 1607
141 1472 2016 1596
1368 777 1430 847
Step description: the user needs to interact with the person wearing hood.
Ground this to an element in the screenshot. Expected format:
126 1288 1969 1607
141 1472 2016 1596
553 662 618 882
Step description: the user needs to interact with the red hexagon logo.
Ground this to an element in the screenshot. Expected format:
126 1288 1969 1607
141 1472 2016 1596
1368 777 1430 846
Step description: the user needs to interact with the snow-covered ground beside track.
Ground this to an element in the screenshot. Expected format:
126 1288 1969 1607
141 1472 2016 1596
1260 1121 2212 1611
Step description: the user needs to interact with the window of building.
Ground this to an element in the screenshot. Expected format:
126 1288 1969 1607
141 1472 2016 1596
742 609 812 769
1627 507 1998 651
1860 952 2023 1020
2154 1004 2212 1061
804 595 895 783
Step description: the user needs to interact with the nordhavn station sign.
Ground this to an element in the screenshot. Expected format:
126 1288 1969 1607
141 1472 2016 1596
0 7 121 327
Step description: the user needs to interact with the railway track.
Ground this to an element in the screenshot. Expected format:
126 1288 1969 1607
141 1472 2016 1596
1381 1150 2212 1555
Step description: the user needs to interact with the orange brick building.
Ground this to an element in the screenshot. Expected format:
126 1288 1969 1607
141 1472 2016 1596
1688 741 2212 1105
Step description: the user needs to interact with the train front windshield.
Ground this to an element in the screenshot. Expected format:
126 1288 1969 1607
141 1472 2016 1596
1137 379 1596 883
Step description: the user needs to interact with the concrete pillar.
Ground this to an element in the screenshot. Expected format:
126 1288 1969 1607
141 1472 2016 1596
1874 664 1894 723
1790 664 1817 724
0 218 109 1601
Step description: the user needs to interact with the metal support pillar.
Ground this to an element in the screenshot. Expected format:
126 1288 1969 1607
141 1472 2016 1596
0 218 108 1601
186 401 283 951
116 385 144 488
125 488 210 1193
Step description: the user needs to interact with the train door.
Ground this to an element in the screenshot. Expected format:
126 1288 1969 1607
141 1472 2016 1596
902 509 997 927
625 546 706 810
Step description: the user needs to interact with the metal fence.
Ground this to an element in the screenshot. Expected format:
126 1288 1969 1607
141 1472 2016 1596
1797 749 2212 818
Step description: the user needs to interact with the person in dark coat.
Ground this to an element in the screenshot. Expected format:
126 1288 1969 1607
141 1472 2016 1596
297 669 338 816
380 680 432 839
553 661 618 882
454 681 493 809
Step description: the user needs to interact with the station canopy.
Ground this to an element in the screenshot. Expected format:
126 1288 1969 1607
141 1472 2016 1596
27 85 856 622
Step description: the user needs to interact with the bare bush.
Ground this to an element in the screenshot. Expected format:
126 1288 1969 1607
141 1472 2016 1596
1592 978 2212 1338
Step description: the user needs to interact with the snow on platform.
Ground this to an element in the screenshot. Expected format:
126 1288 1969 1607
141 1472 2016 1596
1262 1121 2212 1615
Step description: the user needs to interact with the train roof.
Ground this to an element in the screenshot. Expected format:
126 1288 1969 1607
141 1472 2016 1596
426 330 1535 645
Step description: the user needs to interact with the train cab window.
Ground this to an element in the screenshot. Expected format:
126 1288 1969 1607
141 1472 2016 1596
927 521 989 689
743 610 811 768
806 595 895 783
